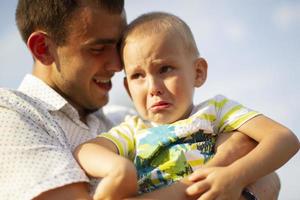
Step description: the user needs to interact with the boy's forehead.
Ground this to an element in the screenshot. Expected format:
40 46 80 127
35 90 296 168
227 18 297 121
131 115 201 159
123 32 192 71
124 31 187 56
124 26 197 57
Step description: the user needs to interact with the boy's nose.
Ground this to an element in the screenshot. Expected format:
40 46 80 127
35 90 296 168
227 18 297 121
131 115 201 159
149 77 163 97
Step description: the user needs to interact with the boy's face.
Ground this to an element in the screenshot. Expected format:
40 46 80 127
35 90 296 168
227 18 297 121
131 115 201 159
123 32 206 124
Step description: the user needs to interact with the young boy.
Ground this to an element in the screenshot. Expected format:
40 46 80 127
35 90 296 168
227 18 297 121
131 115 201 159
75 12 299 200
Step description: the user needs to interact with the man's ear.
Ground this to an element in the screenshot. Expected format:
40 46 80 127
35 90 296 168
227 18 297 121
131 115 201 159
194 57 208 88
123 77 132 99
27 31 54 65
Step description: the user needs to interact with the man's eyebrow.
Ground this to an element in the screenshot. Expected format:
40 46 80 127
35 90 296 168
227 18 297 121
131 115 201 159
84 38 118 45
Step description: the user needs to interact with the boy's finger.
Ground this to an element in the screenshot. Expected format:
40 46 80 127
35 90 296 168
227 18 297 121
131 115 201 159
186 180 210 196
188 167 212 181
198 190 218 200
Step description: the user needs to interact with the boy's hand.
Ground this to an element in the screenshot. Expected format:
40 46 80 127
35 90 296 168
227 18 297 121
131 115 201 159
186 166 244 200
93 157 138 200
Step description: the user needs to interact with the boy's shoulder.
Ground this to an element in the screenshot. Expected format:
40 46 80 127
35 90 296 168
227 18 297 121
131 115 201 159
193 94 229 111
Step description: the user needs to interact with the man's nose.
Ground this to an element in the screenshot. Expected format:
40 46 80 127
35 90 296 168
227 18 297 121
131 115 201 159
106 48 122 72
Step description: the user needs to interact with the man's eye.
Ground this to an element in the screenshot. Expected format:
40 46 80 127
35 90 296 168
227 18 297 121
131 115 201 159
160 65 173 74
90 46 105 53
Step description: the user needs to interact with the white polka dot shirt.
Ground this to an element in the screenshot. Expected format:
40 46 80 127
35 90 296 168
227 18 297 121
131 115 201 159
0 74 132 200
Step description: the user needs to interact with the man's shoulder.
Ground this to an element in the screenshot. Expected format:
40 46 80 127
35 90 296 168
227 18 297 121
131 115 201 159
0 87 44 111
0 88 32 108
0 87 55 128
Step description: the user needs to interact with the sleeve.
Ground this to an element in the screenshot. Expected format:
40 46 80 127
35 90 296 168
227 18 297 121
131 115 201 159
211 95 261 133
98 116 138 160
0 108 89 200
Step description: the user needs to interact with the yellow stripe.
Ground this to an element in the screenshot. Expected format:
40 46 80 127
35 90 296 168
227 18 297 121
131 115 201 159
122 123 135 138
188 159 204 167
198 113 216 122
224 112 260 132
114 129 134 154
218 105 243 131
208 98 228 109
152 178 161 185
99 134 125 156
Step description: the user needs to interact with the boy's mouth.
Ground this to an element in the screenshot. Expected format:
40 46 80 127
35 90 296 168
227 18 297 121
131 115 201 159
150 101 171 112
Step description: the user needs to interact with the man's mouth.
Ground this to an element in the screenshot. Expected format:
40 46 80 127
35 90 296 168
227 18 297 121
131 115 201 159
93 77 112 91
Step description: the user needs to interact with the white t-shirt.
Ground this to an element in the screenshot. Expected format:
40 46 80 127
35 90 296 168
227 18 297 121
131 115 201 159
0 74 132 200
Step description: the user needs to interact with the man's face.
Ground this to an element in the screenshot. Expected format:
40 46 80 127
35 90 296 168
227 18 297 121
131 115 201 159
123 32 199 124
49 5 126 115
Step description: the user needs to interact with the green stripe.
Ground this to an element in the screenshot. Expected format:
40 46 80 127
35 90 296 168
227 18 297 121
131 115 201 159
114 129 134 155
198 113 216 122
224 112 260 132
218 105 243 131
208 98 228 109
123 123 135 138
100 134 125 156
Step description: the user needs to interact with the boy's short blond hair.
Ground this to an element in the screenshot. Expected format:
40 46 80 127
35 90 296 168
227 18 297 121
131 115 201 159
121 12 199 57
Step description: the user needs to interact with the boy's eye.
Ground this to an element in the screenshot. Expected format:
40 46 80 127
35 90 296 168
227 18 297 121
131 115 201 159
160 65 173 74
130 73 143 80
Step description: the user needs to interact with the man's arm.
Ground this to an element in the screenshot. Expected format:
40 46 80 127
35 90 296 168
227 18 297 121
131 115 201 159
33 183 92 200
0 105 91 200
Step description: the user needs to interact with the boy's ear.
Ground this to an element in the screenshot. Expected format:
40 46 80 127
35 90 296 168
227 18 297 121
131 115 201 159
123 77 132 99
194 57 208 88
27 31 54 65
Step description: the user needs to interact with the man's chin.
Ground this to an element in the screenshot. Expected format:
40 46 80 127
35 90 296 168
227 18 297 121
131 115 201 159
89 98 109 111
85 108 99 114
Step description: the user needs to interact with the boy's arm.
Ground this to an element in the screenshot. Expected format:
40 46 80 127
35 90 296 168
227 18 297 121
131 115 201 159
227 115 299 186
74 137 138 200
74 137 119 177
205 131 257 167
186 115 299 199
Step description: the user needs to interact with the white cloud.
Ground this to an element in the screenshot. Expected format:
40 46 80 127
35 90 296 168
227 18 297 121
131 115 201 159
273 3 300 30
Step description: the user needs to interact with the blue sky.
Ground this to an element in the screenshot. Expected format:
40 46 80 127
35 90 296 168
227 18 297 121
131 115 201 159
0 1 299 199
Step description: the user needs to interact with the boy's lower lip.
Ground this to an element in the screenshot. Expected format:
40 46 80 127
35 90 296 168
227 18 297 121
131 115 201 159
150 103 171 112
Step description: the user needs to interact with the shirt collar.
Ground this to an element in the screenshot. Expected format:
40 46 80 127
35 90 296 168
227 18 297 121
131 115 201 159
18 74 68 111
17 74 108 130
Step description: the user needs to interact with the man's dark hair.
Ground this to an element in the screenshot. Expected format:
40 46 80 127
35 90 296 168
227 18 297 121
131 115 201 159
15 0 124 45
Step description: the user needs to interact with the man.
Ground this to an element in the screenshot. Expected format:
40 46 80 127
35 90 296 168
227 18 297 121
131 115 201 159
0 0 279 199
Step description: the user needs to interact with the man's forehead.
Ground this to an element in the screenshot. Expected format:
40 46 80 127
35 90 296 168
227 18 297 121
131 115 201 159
66 6 126 44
